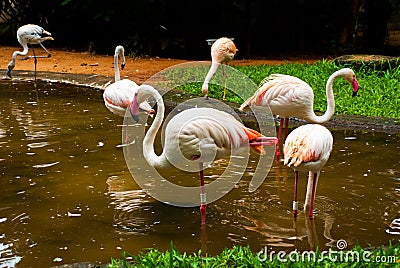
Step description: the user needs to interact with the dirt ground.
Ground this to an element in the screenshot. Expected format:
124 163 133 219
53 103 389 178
0 46 318 83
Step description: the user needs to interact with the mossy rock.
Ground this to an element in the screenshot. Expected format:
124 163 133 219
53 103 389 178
333 54 400 71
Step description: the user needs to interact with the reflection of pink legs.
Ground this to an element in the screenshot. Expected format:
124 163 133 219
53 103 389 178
293 171 299 217
199 162 207 225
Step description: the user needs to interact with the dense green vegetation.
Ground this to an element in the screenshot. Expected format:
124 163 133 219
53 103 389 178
108 241 399 267
175 60 400 119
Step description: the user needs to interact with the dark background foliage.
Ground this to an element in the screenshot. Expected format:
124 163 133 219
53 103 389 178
1 0 399 59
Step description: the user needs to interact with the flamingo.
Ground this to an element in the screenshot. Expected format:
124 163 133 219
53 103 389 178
129 85 276 225
6 24 54 81
202 37 237 100
239 68 359 160
283 124 333 218
103 45 153 116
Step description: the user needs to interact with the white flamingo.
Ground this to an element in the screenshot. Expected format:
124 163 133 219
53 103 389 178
202 37 237 100
239 68 358 159
103 45 153 116
129 85 276 225
6 24 54 80
283 124 333 218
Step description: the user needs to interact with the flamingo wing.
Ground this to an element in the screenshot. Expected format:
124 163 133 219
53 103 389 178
239 74 314 117
103 79 152 116
18 24 53 44
283 124 333 169
166 108 260 161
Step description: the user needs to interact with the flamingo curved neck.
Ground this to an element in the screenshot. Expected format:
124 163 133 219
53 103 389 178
114 52 121 82
307 70 341 124
142 89 170 169
10 43 29 67
202 62 220 89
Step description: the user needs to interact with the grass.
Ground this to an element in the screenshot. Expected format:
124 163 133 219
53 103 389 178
172 60 400 119
108 241 400 267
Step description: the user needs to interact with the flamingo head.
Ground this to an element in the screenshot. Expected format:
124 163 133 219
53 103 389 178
201 83 209 99
130 93 140 122
6 62 14 78
342 68 359 97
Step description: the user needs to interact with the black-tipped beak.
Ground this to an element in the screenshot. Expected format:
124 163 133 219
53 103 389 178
121 63 125 70
352 91 358 97
132 115 139 123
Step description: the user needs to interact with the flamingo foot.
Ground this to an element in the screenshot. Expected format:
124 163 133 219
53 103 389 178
200 204 207 225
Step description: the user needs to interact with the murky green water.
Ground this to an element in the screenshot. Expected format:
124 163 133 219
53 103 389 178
0 81 399 267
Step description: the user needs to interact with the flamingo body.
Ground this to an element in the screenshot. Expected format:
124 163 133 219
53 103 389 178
7 24 54 78
103 46 153 116
283 124 333 218
239 68 358 159
129 85 276 224
202 37 237 99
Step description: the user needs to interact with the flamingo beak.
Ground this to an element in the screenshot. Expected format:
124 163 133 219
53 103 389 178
121 63 125 70
130 93 140 122
352 76 359 97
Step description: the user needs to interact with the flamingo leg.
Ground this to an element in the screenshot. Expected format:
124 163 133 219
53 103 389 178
32 45 37 82
222 64 228 100
199 162 207 225
276 118 284 161
293 171 299 217
308 172 319 218
284 117 289 141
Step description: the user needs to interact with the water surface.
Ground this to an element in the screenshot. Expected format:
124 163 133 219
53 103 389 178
0 81 399 267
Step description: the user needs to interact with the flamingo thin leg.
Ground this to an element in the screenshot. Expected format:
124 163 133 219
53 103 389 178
199 162 206 225
293 171 299 217
222 64 228 100
276 118 284 160
32 46 37 82
308 172 318 218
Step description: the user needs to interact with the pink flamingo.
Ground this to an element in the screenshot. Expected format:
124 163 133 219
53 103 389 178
103 46 153 116
7 24 54 80
129 85 276 225
283 124 333 218
202 37 238 100
239 68 359 160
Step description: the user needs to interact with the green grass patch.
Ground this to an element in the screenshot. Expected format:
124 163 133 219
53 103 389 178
108 241 400 267
173 60 400 119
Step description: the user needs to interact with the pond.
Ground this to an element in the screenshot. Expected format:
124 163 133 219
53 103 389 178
0 80 399 267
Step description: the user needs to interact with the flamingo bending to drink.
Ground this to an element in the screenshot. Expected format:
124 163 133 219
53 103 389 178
202 37 237 100
7 24 54 80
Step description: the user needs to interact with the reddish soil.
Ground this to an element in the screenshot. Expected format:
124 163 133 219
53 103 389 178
0 46 318 83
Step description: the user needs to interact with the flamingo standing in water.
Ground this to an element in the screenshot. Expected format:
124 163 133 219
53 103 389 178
283 124 333 218
103 45 153 116
239 68 358 160
202 37 237 100
129 85 276 225
6 24 54 81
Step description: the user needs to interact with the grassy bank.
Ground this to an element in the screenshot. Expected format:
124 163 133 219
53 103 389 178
176 60 400 119
108 242 399 267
